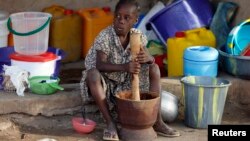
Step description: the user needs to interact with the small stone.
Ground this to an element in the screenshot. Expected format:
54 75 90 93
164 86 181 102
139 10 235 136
0 121 12 131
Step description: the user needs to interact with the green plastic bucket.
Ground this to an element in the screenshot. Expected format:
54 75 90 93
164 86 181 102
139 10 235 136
180 76 231 128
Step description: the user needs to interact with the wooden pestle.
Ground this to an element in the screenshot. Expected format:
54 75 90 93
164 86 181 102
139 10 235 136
130 31 141 101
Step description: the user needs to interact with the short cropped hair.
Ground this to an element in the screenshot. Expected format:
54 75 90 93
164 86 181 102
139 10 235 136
115 0 141 15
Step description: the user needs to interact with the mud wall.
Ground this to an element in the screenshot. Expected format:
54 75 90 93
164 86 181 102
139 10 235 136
0 0 248 24
211 0 249 25
0 0 151 14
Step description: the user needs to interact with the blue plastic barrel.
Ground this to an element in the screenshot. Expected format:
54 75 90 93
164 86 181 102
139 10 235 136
184 46 218 77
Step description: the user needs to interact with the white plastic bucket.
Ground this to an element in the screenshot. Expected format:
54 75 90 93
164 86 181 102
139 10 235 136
8 12 52 55
10 52 57 77
0 11 9 48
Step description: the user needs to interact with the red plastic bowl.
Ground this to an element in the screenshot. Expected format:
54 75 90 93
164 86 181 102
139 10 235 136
72 117 96 134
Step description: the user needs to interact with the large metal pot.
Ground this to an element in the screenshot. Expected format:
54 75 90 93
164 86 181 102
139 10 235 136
161 91 179 123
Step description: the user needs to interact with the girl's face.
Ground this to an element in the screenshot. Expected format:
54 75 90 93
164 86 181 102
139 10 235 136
113 3 138 36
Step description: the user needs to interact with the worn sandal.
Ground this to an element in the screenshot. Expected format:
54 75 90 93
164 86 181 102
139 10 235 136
156 129 181 137
103 128 119 141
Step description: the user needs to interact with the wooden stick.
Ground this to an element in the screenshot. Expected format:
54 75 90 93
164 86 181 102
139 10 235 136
130 32 141 101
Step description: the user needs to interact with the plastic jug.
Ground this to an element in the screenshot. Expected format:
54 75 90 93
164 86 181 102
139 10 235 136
78 8 113 58
167 27 216 77
43 5 82 63
209 2 238 49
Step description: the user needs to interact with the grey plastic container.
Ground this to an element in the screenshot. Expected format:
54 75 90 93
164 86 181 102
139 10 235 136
219 46 250 79
180 76 231 128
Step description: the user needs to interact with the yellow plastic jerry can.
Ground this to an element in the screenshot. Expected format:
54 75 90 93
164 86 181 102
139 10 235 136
167 27 216 77
43 5 82 63
78 8 114 58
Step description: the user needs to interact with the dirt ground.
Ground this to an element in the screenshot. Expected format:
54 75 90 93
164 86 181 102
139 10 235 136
0 112 105 141
0 66 105 141
0 99 249 141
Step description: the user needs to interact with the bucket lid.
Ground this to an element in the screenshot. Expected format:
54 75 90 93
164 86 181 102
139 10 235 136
184 46 218 61
10 52 57 62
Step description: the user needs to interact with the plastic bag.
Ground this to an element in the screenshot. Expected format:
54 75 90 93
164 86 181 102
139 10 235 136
210 2 238 48
2 65 29 96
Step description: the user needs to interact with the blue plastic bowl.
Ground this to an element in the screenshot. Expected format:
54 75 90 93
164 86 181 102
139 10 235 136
226 19 250 55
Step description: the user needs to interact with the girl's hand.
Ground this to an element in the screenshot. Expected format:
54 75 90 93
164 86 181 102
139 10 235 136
125 61 141 74
137 45 154 64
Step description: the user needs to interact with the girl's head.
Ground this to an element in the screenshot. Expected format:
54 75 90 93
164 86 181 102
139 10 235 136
113 0 140 36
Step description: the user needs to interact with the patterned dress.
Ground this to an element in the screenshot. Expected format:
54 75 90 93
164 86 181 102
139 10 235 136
80 25 150 110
